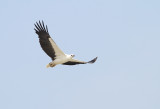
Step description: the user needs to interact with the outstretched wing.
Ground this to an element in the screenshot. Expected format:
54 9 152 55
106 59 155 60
34 21 65 60
63 57 98 65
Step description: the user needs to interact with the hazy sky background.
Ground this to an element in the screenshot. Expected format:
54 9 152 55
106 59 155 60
0 0 160 109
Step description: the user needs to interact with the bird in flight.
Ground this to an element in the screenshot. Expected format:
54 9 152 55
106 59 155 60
34 21 98 68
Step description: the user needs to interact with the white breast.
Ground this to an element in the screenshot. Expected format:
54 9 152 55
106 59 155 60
53 54 70 65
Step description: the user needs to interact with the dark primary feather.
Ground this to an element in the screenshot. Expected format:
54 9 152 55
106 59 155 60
63 57 98 65
34 21 56 60
62 61 86 65
88 57 98 63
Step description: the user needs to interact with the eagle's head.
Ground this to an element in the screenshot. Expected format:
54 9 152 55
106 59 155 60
70 54 75 58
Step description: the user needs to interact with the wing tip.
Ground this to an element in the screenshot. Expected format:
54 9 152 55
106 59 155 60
88 57 98 64
34 20 49 34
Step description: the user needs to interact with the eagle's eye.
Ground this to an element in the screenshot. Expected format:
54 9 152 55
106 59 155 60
71 54 75 57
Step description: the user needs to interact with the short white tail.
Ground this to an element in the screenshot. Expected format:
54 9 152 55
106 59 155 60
46 64 56 68
46 64 50 68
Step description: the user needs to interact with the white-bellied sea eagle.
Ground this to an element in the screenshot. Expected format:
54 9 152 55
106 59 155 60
34 21 98 68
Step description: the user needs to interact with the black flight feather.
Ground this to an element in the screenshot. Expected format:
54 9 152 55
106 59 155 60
34 21 56 60
63 57 98 65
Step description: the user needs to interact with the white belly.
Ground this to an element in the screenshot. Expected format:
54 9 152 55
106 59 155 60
53 57 69 65
51 54 72 65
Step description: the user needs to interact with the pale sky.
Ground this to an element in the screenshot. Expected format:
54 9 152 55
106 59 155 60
0 0 160 109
